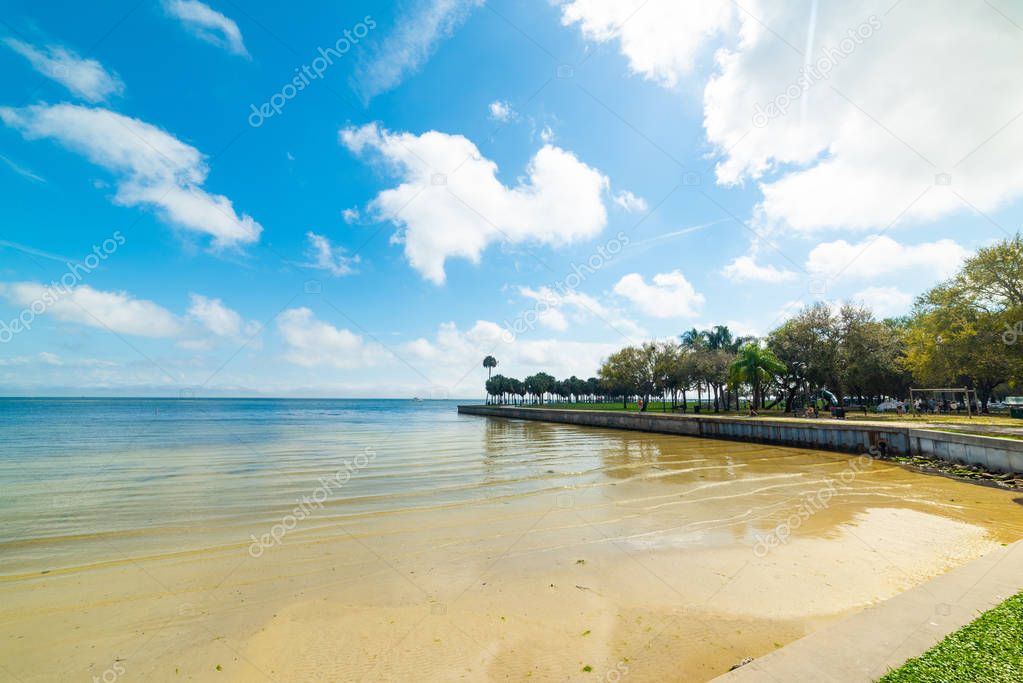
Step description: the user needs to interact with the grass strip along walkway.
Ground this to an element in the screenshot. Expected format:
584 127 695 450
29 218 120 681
877 591 1023 682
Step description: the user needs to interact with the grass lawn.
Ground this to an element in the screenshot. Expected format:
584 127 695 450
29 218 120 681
877 591 1023 682
509 403 1021 428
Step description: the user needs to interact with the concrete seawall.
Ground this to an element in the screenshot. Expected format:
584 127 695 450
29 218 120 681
457 405 1023 474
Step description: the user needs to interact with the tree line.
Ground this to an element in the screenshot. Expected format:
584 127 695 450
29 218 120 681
484 235 1023 413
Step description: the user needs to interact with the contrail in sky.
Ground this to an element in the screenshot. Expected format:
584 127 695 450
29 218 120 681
801 0 819 125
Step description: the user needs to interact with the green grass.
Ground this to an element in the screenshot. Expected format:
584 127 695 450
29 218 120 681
877 591 1023 682
507 402 1022 429
520 401 771 414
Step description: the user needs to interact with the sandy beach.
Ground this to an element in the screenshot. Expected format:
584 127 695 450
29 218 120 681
1 400 1021 682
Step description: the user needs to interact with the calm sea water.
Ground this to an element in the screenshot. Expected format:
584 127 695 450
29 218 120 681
0 398 633 574
5 399 1023 682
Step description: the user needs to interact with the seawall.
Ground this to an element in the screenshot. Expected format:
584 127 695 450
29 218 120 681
457 405 1023 474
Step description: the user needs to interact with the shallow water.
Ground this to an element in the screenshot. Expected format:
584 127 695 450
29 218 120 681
1 399 1021 681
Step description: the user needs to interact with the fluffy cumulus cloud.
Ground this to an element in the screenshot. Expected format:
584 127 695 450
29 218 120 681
341 123 611 284
276 308 383 368
273 309 620 393
613 270 704 318
0 282 181 337
805 236 970 279
186 294 259 339
163 0 249 57
0 282 260 346
352 0 482 102
561 0 733 87
565 0 1023 235
851 286 914 318
721 255 797 283
400 319 619 386
0 104 262 247
304 232 359 276
3 38 124 102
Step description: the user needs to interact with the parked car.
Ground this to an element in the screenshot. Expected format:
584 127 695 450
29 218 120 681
876 400 906 413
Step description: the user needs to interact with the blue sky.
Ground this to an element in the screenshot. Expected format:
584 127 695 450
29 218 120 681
0 0 1019 396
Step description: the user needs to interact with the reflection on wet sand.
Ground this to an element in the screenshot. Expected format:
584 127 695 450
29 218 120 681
1 414 1021 682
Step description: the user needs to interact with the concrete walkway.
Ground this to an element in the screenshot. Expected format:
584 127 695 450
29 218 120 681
712 540 1023 682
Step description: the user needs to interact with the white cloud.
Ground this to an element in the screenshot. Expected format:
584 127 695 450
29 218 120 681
805 236 969 279
851 286 914 318
613 270 704 318
565 0 1023 236
702 1 1023 234
341 123 611 284
187 293 259 339
488 100 513 122
515 284 642 337
0 103 262 247
352 0 482 102
721 255 798 283
561 0 733 87
3 38 124 102
164 0 249 57
277 308 383 368
273 311 620 391
518 285 644 338
518 286 568 331
612 189 648 213
539 126 555 143
342 207 361 224
401 320 619 384
0 352 64 367
0 282 181 337
304 232 359 276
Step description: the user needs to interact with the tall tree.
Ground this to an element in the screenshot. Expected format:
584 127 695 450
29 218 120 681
598 344 657 409
904 235 1023 410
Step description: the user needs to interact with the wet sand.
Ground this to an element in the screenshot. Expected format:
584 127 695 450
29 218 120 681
2 416 1022 682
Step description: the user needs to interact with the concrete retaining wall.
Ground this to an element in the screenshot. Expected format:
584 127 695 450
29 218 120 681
457 405 1023 474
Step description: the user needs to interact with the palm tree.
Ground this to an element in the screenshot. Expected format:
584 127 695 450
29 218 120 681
703 326 757 410
680 327 706 349
483 355 498 379
729 343 787 410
